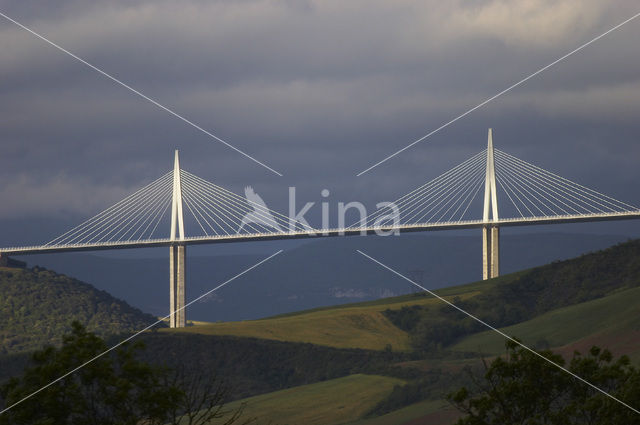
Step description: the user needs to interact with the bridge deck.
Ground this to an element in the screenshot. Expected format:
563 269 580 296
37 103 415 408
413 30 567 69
2 211 640 256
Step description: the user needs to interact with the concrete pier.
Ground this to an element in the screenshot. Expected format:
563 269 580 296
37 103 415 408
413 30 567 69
482 129 499 280
169 244 186 328
482 225 499 279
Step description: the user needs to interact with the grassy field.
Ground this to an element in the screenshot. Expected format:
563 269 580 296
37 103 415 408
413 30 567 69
166 306 411 351
345 399 460 425
225 374 405 425
451 285 640 358
163 281 488 351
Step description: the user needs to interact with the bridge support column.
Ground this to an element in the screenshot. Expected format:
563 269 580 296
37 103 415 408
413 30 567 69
170 244 186 328
482 225 499 280
482 128 499 280
169 150 187 328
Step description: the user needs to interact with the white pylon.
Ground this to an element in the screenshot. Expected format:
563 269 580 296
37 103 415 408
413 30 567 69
482 128 500 280
169 150 186 328
483 128 499 222
170 149 185 241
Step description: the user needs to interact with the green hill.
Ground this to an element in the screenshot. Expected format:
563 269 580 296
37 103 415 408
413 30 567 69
226 374 405 425
161 278 494 351
451 284 640 360
0 265 158 354
224 375 462 425
402 238 640 354
166 238 640 354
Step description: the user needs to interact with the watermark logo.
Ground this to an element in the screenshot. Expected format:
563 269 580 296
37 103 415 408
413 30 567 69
239 186 400 236
238 186 282 232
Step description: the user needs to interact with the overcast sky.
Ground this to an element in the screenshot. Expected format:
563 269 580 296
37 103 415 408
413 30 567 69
2 0 640 244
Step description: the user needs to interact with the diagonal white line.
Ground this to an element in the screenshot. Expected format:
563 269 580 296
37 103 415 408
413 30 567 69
356 11 640 177
0 249 283 416
0 11 283 177
356 249 640 415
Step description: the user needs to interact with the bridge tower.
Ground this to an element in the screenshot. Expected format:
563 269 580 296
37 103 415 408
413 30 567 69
482 129 499 280
170 150 187 327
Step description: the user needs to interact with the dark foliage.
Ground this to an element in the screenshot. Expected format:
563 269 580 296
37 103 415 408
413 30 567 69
368 368 466 417
0 323 244 425
136 332 410 400
0 329 414 410
0 266 159 354
383 305 426 332
448 340 640 425
0 322 180 424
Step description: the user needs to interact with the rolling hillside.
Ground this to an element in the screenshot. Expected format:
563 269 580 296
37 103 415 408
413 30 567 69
452 285 640 360
3 238 640 425
226 374 405 425
161 280 492 351
156 239 640 424
224 376 462 425
0 265 158 354
168 239 640 357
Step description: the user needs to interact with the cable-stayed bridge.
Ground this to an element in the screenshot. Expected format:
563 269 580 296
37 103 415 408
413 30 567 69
2 129 639 327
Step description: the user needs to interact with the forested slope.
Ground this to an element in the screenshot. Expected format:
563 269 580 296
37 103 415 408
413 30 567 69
0 265 158 354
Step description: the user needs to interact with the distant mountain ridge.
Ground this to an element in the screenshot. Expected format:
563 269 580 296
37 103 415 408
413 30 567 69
0 266 158 354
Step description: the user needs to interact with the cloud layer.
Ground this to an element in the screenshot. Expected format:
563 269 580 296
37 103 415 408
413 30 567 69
1 0 639 224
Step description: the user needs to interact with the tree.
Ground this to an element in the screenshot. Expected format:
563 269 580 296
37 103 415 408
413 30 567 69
0 322 245 425
448 340 640 425
165 363 247 425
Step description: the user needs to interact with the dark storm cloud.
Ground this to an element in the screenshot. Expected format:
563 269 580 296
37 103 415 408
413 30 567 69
1 0 640 225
